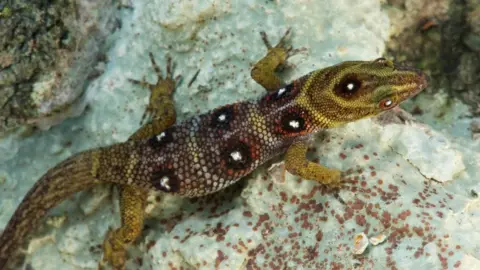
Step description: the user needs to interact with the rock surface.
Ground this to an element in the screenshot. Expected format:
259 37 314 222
1 0 479 269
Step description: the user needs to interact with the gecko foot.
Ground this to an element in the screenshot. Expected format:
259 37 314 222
128 52 182 125
251 28 307 91
100 229 127 270
323 167 366 193
259 28 307 71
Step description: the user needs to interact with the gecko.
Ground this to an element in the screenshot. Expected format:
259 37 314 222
0 29 428 269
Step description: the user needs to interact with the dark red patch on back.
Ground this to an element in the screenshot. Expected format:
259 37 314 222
221 140 252 170
211 105 235 130
274 108 313 136
280 112 306 132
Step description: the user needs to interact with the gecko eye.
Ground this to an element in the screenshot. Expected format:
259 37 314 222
335 77 362 99
374 57 387 64
374 57 395 69
379 98 395 110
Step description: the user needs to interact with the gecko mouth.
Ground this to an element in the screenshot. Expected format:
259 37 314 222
411 71 429 96
394 64 429 98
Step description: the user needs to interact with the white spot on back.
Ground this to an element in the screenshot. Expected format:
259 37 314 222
156 132 166 141
218 114 227 122
277 87 286 97
160 176 171 191
230 151 243 161
289 120 300 129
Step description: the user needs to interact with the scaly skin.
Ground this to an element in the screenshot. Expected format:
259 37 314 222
0 29 428 269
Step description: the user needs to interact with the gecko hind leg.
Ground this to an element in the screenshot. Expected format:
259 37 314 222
101 186 147 270
251 28 306 92
101 53 181 270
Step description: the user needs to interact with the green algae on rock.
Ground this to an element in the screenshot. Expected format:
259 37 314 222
0 0 118 134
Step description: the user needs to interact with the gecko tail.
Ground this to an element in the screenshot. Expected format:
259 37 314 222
0 149 101 269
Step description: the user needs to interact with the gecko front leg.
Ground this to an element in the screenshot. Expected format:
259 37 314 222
250 29 343 189
284 141 344 188
251 28 305 91
101 53 181 270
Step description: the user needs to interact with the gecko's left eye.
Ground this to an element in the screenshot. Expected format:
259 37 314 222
335 77 362 99
345 81 358 91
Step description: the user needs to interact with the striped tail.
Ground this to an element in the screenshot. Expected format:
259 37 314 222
0 149 101 269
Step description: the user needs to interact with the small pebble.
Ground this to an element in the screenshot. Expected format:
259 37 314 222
353 232 369 255
369 233 387 246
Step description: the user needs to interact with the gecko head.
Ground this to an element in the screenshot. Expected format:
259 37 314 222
303 57 428 128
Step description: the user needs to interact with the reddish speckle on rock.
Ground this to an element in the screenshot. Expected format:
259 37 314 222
363 155 370 160
373 152 378 156
388 184 399 192
355 214 366 226
438 254 448 269
211 222 228 242
339 153 347 159
290 195 299 204
381 211 392 228
355 143 364 149
146 240 156 250
215 250 227 270
335 214 345 224
370 171 376 177
316 231 323 242
343 207 354 221
414 247 424 258
253 213 270 231
280 191 288 202
243 211 252 218
135 257 143 266
454 261 461 268
413 226 424 236
351 199 365 210
398 210 411 220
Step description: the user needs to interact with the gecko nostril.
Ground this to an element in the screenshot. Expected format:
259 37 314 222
393 63 428 89
416 70 429 89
